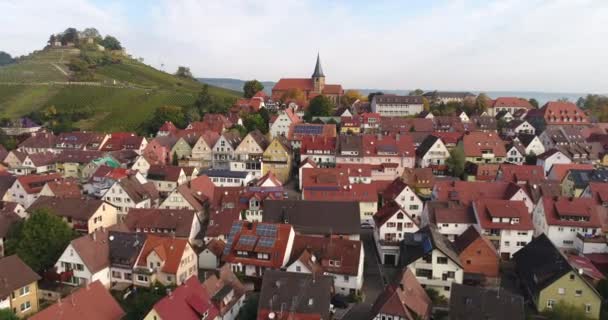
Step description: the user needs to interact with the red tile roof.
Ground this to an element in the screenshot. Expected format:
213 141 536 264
433 181 523 207
152 276 219 320
159 121 178 134
374 201 418 227
136 235 190 274
370 268 431 320
223 221 293 269
45 179 81 198
548 163 594 182
588 182 608 204
567 254 605 281
498 164 544 184
473 199 533 230
289 234 362 276
362 134 415 158
322 84 343 95
462 132 506 157
492 97 533 110
30 281 124 320
273 78 314 91
17 173 63 194
541 101 589 125
539 197 601 228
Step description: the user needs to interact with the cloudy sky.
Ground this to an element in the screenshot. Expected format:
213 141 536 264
2 0 607 93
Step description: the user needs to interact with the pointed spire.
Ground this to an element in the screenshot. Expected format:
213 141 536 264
312 53 325 78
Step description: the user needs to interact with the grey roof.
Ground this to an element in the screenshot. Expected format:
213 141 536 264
263 200 360 236
449 283 525 320
201 169 249 179
416 135 440 158
516 134 537 147
311 53 325 78
400 225 462 267
259 270 332 319
28 196 105 221
0 175 16 198
108 231 147 268
374 95 423 104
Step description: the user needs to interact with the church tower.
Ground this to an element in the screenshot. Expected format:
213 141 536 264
312 53 325 93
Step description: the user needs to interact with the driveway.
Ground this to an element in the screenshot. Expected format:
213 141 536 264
342 228 387 320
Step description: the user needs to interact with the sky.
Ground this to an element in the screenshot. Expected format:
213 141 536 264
1 0 607 93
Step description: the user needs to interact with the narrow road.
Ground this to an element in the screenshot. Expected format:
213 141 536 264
51 63 69 76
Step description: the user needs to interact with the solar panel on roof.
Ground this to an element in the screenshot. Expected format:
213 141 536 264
257 237 276 248
256 224 278 237
237 235 258 247
294 125 323 135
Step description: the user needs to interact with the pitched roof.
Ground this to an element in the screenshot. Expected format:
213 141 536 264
108 231 147 269
400 225 462 267
136 235 190 274
433 180 523 207
539 197 601 228
44 179 81 198
498 164 544 184
29 281 125 320
374 201 417 228
370 269 431 320
147 164 184 182
473 199 533 231
449 283 525 320
0 255 41 298
70 229 110 273
152 276 220 320
492 97 533 110
16 173 63 194
462 131 506 157
263 200 360 236
548 163 594 182
289 234 362 276
453 226 497 255
124 208 197 238
540 101 589 125
258 270 333 320
28 196 106 222
18 132 57 149
0 208 20 238
416 135 442 158
116 175 159 203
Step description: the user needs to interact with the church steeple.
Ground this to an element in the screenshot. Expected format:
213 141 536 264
312 53 325 93
312 53 325 78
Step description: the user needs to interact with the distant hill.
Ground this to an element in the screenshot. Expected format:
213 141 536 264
0 48 240 132
199 78 275 95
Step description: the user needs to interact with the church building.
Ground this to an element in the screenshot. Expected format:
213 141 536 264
272 54 344 106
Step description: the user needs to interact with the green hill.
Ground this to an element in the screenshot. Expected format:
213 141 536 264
0 48 240 132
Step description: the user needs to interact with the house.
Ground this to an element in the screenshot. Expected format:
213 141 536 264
562 169 608 197
222 221 295 278
201 168 254 187
83 165 130 198
382 178 424 221
502 119 535 137
0 117 42 136
99 132 147 153
399 226 464 297
170 132 200 161
230 130 269 178
257 270 333 320
462 131 506 164
157 121 178 137
369 268 432 320
262 136 293 184
514 133 545 156
526 101 590 132
54 150 104 179
0 204 23 257
198 239 225 269
124 208 201 243
190 131 220 167
108 231 147 285
452 226 500 281
423 201 477 241
422 91 476 105
401 168 435 198
432 180 534 213
202 264 247 319
532 197 602 250
39 179 81 198
263 200 361 240
287 123 336 149
489 97 533 116
142 135 178 166
17 132 57 154
28 196 118 233
547 163 594 182
464 163 500 181
582 182 608 206
2 173 63 208
240 181 284 222
0 255 41 318
54 229 110 287
504 141 526 165
131 155 153 176
29 281 125 320
449 283 525 320
497 164 544 185
470 115 498 132
371 94 424 117
416 135 449 173
133 235 198 287
513 234 601 319
213 131 242 169
287 234 364 295
55 131 109 151
203 187 243 242
3 150 27 169
10 152 56 175
374 201 420 265
472 199 533 259
160 176 212 212
145 276 219 320
300 136 336 166
102 174 159 218
146 164 188 195
537 149 572 174
269 108 301 138
271 54 343 105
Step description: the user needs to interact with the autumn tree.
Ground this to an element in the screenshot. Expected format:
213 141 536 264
474 93 491 114
243 80 264 98
422 97 430 112
280 88 305 103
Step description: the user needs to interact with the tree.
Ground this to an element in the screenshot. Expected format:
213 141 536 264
528 98 539 108
422 97 430 112
61 27 79 44
0 309 18 320
236 293 259 320
175 66 193 79
280 88 305 103
81 28 101 39
368 91 384 102
243 80 264 98
474 93 490 114
409 89 424 96
243 113 268 134
100 35 122 50
0 130 17 150
118 282 174 320
193 85 230 116
340 90 365 107
8 209 76 273
446 146 465 178
0 51 14 66
305 95 335 121
557 97 570 102
541 301 588 320
172 151 179 165
151 105 186 130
